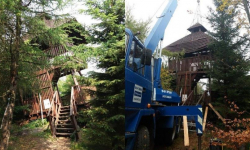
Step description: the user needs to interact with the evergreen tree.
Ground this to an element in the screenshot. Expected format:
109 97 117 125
81 0 125 149
160 67 175 91
208 0 250 108
0 0 71 149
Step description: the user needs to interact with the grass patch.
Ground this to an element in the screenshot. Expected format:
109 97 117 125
10 124 23 133
22 119 48 129
32 129 52 139
71 142 85 150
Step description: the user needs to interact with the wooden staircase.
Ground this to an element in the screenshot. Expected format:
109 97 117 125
56 105 74 137
47 86 80 140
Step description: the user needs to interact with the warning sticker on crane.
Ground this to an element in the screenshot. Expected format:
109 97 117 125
133 84 142 103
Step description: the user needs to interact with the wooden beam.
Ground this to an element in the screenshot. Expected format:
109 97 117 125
183 116 189 146
202 106 208 131
208 103 226 124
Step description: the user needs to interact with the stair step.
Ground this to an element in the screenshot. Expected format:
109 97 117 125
59 116 70 119
57 123 73 127
57 125 73 128
61 106 70 109
57 120 71 124
56 132 72 136
59 112 70 115
56 128 74 130
60 109 70 112
57 119 71 122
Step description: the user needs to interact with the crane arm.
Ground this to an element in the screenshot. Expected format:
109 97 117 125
144 0 177 52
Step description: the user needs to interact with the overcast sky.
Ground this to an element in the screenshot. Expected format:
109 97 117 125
126 0 215 48
62 0 216 77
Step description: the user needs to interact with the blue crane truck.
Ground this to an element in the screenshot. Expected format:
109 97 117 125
125 0 203 149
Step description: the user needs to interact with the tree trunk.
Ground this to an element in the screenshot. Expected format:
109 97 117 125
0 91 16 150
242 0 250 24
0 3 21 149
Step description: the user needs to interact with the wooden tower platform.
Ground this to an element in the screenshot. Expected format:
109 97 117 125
164 23 212 105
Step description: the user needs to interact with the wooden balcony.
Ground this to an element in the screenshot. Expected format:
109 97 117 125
168 55 211 72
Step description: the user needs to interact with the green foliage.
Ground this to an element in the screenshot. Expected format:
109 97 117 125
12 105 30 121
160 67 175 91
162 49 185 59
125 5 151 41
80 0 125 149
22 119 48 129
71 142 85 150
13 105 30 114
58 75 75 97
195 83 204 95
208 0 250 106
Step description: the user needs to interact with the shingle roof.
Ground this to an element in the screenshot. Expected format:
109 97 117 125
187 23 207 32
164 24 211 53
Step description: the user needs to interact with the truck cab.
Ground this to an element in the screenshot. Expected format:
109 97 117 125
125 28 152 109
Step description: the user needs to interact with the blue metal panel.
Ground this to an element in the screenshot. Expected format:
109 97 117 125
156 105 203 134
155 88 181 103
125 28 133 64
125 108 155 132
144 0 177 52
154 58 163 88
156 105 202 116
156 116 174 128
125 69 152 108
125 133 136 150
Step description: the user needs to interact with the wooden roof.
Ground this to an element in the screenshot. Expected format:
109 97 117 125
164 23 211 53
187 23 207 32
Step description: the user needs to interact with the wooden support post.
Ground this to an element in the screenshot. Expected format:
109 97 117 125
203 106 208 131
183 116 189 146
208 103 226 124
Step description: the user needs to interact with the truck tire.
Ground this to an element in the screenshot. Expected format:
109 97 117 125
134 126 151 150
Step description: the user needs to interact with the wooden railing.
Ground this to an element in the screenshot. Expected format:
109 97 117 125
47 91 61 136
196 91 206 106
169 55 211 72
73 85 85 105
70 86 79 140
182 90 194 106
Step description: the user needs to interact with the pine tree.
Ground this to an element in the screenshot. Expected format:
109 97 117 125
81 0 125 149
208 0 250 108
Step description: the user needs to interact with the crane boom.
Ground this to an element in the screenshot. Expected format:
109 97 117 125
144 0 177 52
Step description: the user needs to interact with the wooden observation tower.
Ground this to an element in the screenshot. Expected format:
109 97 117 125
164 23 212 105
20 18 91 138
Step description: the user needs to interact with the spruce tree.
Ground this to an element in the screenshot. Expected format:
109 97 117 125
208 0 250 108
81 0 125 149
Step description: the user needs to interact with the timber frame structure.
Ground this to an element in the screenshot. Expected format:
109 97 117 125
20 17 89 138
164 23 212 105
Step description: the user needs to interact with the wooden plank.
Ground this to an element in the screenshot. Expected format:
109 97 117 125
202 106 208 131
183 116 189 146
208 103 226 124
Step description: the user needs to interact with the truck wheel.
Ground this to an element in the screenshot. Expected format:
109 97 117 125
175 117 181 138
134 126 151 150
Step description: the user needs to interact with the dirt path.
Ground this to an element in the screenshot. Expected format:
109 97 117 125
8 127 71 150
154 130 212 150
